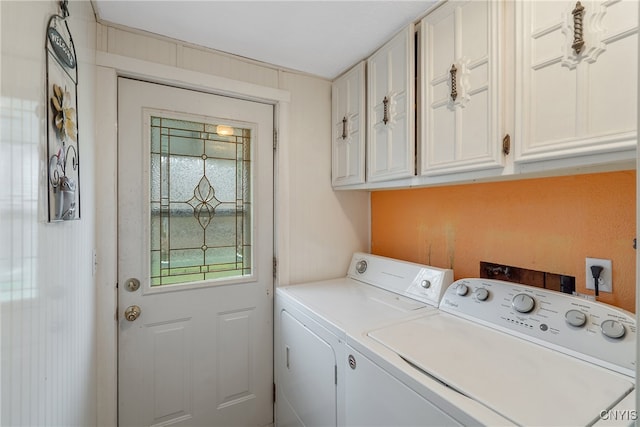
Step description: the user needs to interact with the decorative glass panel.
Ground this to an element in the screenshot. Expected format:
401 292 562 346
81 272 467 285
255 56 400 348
150 116 251 286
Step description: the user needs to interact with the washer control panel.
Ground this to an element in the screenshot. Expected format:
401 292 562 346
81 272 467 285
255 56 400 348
440 279 636 375
347 253 454 308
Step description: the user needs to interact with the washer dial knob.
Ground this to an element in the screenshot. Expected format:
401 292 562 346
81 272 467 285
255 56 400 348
456 283 469 296
601 319 626 339
512 293 535 313
476 288 489 301
355 260 367 274
421 280 431 289
565 309 587 327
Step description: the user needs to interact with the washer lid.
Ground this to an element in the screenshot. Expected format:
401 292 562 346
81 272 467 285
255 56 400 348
368 313 634 426
279 278 428 337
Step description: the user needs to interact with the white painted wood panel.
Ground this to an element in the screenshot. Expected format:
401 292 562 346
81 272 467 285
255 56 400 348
218 310 254 407
515 0 638 163
1 1 97 426
367 25 415 182
420 0 505 176
332 62 366 186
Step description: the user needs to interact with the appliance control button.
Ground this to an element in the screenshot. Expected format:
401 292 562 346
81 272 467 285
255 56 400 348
511 293 535 313
601 319 626 339
456 283 469 296
355 260 367 274
565 309 587 327
421 280 431 289
476 288 489 301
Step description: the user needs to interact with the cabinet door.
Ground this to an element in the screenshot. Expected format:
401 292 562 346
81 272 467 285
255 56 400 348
332 62 366 187
367 25 415 182
420 0 505 176
515 0 638 163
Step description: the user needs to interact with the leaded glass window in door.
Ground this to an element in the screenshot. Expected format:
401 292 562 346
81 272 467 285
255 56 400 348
150 116 252 286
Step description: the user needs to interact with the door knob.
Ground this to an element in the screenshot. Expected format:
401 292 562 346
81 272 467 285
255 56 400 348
124 305 141 321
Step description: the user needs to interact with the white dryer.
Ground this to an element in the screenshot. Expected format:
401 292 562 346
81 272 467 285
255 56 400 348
274 252 453 427
350 278 636 426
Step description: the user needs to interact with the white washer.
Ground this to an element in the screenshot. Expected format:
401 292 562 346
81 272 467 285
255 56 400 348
353 278 636 426
274 252 453 427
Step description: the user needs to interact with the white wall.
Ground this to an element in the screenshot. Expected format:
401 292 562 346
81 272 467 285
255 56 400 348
278 71 370 283
1 1 97 426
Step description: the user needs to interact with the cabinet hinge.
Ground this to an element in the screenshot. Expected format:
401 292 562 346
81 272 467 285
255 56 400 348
273 257 277 278
273 129 278 151
502 134 511 155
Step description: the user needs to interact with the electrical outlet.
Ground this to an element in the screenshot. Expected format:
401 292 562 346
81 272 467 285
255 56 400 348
585 258 612 293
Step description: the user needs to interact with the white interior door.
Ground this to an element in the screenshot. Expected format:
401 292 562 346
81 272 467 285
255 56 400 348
117 78 274 427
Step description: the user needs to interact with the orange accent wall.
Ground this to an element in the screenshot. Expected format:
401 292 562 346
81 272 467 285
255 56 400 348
371 171 636 313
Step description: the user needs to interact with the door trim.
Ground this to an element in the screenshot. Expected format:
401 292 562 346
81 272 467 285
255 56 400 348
95 52 291 427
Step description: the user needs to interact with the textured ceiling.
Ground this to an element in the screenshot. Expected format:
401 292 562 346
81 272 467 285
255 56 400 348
92 0 436 79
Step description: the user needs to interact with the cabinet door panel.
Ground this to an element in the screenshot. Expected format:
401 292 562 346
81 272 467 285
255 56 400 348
531 64 577 145
515 0 637 163
432 107 456 165
432 15 456 77
332 62 366 187
587 25 637 138
532 1 566 31
421 0 504 176
461 89 490 159
460 0 488 60
367 25 415 182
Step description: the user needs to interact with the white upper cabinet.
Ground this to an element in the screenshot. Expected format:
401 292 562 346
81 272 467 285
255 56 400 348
420 0 507 176
367 25 416 182
332 62 366 187
515 0 638 164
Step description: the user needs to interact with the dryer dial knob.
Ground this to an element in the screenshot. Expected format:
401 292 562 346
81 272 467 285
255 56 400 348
421 280 431 289
476 288 489 301
512 293 535 313
565 309 587 327
456 283 469 296
601 319 626 339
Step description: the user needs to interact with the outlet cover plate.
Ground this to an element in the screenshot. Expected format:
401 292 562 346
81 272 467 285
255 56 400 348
585 257 612 293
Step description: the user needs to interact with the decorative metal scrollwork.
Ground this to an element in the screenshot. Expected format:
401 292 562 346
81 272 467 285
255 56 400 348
572 1 585 55
382 96 390 125
48 144 78 220
49 144 77 188
341 116 348 139
450 64 458 101
46 0 80 221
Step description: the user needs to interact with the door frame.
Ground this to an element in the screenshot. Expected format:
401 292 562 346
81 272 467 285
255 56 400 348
95 52 291 427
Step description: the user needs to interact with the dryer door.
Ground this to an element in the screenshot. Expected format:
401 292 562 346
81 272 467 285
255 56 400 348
278 310 337 426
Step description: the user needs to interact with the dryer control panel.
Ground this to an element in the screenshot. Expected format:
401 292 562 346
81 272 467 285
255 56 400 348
440 279 636 376
347 253 453 308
